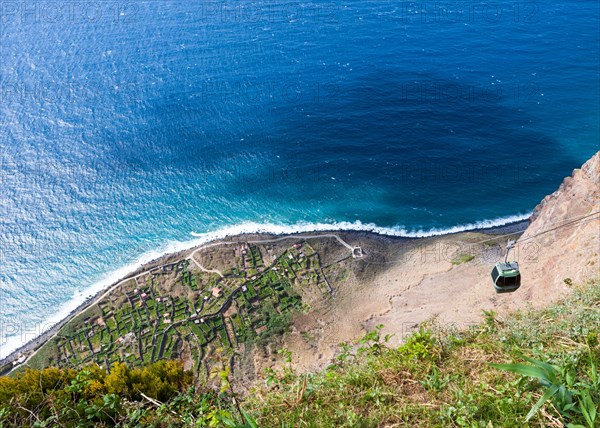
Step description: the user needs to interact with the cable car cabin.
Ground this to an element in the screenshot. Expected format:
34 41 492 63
491 262 521 293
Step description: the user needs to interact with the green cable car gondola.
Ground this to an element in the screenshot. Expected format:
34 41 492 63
491 240 521 293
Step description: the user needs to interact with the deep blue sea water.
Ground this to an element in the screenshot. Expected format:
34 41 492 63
0 1 598 357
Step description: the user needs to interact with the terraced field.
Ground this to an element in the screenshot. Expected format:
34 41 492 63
28 240 342 378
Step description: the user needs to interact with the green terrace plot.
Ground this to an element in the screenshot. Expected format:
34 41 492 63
27 241 341 375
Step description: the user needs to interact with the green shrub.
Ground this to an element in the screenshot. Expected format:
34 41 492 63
1 280 598 427
451 254 475 265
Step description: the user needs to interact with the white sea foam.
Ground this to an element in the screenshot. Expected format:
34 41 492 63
190 213 531 239
0 213 530 359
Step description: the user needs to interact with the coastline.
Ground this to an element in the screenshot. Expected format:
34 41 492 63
0 218 529 372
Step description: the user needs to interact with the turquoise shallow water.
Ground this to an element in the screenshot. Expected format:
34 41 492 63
0 1 599 357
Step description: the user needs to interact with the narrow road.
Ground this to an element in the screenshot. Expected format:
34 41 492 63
187 233 357 275
15 233 357 371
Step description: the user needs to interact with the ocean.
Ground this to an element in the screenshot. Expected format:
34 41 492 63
0 1 598 358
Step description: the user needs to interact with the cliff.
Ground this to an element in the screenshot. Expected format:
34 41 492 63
518 151 600 300
313 152 600 373
5 153 599 387
2 154 600 427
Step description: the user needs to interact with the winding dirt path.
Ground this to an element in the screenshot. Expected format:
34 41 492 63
186 233 358 277
14 233 357 371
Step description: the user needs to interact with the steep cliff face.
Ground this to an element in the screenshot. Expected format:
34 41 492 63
282 154 600 373
518 151 600 299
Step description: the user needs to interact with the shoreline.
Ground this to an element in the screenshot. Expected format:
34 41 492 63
0 218 529 372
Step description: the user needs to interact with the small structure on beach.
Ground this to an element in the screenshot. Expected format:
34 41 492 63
35 235 338 379
12 355 26 366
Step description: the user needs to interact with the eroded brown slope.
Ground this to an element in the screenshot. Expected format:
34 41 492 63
280 153 600 374
518 151 600 299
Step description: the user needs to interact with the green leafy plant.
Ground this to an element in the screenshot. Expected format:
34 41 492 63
357 324 393 357
490 351 598 427
420 366 453 392
398 327 435 363
482 309 498 333
220 410 259 428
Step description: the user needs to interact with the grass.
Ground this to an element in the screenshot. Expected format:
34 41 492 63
21 244 323 376
25 340 58 371
245 280 600 427
2 280 598 427
451 253 476 265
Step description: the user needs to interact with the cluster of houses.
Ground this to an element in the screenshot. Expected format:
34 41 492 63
65 243 328 368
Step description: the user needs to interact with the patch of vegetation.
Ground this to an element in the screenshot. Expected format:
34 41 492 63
451 253 476 265
24 242 331 378
247 280 599 427
26 339 59 371
0 360 194 426
2 281 597 427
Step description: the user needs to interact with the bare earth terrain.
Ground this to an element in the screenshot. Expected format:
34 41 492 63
281 152 600 374
4 153 598 389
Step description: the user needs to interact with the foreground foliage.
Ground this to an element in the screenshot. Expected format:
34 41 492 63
247 281 599 427
0 281 598 427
